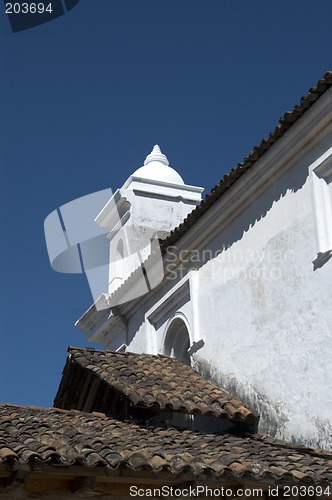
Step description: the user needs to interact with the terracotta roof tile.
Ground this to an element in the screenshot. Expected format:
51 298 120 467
0 404 330 485
55 347 258 429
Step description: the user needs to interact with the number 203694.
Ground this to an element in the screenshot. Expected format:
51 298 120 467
6 3 53 14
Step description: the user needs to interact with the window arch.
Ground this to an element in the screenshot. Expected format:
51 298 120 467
164 316 191 365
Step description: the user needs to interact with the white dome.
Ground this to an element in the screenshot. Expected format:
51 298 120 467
131 145 184 185
133 161 185 185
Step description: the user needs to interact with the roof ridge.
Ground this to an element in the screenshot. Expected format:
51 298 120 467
0 403 72 414
68 345 129 355
68 346 186 361
0 403 110 421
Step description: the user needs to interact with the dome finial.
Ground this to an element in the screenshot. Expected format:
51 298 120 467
144 145 169 166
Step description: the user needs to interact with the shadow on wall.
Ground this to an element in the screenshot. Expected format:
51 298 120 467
164 153 311 276
194 356 287 439
121 153 312 349
193 356 332 450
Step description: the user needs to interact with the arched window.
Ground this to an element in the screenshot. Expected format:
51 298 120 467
164 317 191 365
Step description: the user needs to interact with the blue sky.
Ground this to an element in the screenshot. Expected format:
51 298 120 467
0 0 331 407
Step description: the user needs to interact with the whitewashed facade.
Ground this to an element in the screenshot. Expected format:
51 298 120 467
77 79 332 450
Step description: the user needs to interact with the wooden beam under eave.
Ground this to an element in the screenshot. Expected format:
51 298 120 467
71 475 96 493
0 475 14 489
30 463 199 483
0 464 13 478
76 370 96 410
0 466 286 500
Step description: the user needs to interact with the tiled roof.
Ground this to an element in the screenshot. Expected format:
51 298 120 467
0 404 331 485
54 347 258 429
161 70 332 250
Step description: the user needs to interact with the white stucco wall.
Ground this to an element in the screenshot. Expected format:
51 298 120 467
78 90 332 450
120 152 332 447
192 154 332 449
120 99 332 449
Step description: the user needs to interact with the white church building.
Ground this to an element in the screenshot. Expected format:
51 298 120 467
76 72 332 451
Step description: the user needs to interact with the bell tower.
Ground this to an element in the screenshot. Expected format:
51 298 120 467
95 145 203 298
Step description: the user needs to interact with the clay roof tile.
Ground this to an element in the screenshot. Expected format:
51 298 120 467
55 347 258 429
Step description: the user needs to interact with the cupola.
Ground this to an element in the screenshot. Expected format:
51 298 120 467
129 145 185 186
